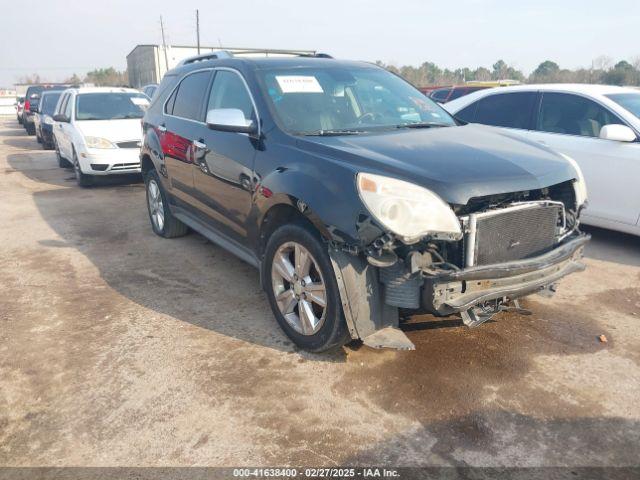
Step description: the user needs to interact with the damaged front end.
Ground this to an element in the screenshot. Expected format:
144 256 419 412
330 179 590 350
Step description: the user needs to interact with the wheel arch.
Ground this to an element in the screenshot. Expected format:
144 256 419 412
140 154 154 176
256 198 329 261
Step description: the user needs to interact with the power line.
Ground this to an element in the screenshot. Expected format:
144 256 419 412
160 15 169 71
196 10 201 55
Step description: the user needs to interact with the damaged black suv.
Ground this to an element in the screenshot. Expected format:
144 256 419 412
140 51 589 352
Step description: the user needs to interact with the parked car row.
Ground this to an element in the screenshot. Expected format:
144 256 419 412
444 84 640 236
15 96 24 124
18 52 638 354
51 87 150 186
34 90 62 149
20 84 72 135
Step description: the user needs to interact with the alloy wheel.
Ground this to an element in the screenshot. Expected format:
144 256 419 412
147 179 165 231
271 242 327 335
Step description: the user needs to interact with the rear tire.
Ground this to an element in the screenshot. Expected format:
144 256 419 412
25 123 35 135
263 223 350 352
72 149 93 187
144 168 189 238
36 128 42 144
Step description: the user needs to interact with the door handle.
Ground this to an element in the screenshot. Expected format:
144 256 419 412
157 124 167 133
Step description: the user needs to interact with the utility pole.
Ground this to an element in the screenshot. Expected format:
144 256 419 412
196 10 201 54
160 15 169 72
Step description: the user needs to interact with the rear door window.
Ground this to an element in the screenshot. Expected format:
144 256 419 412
170 71 212 121
474 92 537 129
536 92 624 137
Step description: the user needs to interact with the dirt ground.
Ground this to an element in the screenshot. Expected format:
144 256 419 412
1 117 639 468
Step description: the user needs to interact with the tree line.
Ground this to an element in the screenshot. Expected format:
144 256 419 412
18 67 128 87
378 56 640 87
17 56 640 88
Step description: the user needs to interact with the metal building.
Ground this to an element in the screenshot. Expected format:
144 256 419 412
127 45 213 88
126 45 317 88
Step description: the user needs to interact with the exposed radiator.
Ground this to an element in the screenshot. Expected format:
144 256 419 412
464 203 563 267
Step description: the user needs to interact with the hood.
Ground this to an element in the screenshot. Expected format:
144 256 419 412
297 124 578 205
75 119 142 143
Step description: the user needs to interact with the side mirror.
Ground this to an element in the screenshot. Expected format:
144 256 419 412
53 114 69 123
599 124 636 142
206 108 256 135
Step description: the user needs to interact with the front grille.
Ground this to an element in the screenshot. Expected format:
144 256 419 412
468 203 562 266
116 141 141 149
110 162 140 171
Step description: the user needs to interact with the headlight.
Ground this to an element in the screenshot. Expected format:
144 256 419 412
357 172 462 243
558 153 587 208
44 115 54 125
84 136 116 149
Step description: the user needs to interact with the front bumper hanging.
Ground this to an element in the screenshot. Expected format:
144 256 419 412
422 233 590 315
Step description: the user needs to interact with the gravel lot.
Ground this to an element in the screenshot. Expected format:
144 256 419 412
1 117 639 468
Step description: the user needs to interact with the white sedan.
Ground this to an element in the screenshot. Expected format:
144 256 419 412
444 84 640 236
52 87 149 187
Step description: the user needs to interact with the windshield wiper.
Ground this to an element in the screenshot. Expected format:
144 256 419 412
303 129 366 136
396 122 451 129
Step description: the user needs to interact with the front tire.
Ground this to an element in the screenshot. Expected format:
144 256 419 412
72 149 93 187
263 223 349 352
144 168 188 238
54 138 70 167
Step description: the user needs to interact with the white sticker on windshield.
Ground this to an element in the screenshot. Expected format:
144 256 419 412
276 76 324 93
130 97 150 106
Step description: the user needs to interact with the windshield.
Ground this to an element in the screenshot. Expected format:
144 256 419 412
75 92 150 121
606 93 640 120
258 65 456 134
41 93 62 115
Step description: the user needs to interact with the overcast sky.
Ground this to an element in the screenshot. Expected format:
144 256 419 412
1 0 639 87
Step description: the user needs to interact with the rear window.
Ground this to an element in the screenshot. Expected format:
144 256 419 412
474 92 537 129
75 92 150 121
430 88 451 102
449 86 486 101
26 86 44 99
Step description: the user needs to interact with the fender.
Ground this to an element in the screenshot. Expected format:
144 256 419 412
250 160 385 249
141 126 166 180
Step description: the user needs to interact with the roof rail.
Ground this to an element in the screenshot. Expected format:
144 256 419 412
177 48 332 66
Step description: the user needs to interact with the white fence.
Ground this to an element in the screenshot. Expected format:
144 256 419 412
0 96 17 116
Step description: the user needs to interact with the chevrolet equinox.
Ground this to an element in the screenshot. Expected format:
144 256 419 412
140 51 590 352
